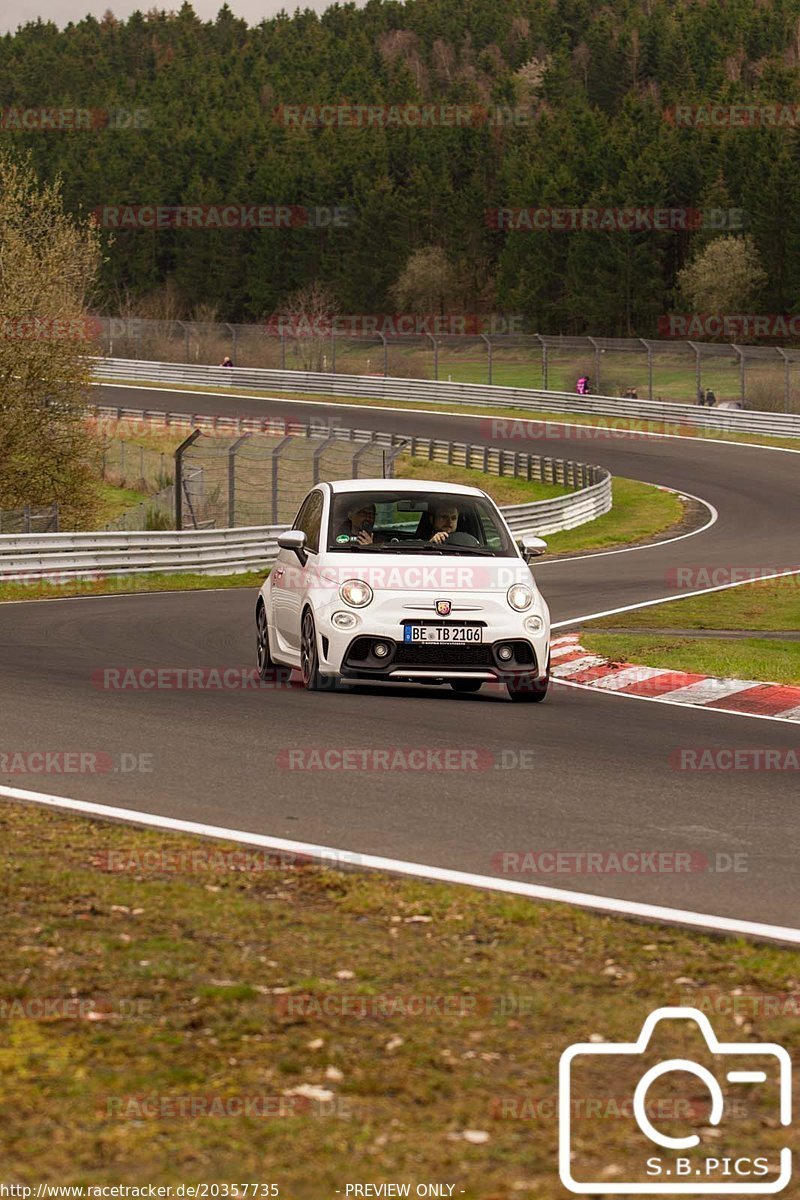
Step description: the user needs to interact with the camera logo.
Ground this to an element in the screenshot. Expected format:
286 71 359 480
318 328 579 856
559 1006 792 1194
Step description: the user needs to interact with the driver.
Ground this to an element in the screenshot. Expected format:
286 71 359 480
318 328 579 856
428 500 459 545
334 499 377 546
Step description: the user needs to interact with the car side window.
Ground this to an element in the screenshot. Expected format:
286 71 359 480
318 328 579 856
294 490 323 553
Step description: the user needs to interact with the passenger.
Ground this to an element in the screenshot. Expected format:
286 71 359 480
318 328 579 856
334 499 376 545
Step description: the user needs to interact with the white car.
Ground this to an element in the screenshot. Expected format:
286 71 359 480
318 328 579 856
255 478 551 702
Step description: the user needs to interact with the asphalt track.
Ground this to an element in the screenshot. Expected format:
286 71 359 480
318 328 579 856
2 382 799 934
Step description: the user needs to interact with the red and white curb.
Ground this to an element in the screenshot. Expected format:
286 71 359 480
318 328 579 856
550 634 800 722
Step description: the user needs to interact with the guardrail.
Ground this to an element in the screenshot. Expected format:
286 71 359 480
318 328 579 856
2 422 610 580
93 356 800 438
0 526 287 582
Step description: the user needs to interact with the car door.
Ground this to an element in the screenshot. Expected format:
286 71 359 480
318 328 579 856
271 489 324 654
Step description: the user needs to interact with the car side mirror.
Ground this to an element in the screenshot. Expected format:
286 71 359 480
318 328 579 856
519 534 547 561
277 529 308 562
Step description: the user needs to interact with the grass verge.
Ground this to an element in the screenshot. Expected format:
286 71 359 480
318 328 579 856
581 577 800 686
95 481 151 522
543 477 685 556
1 798 798 1193
581 632 800 687
393 454 569 504
587 577 800 632
0 571 266 604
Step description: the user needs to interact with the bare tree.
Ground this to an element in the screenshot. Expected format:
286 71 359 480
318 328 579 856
0 151 103 527
271 280 339 371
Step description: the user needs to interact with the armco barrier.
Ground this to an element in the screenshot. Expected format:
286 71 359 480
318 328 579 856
92 357 800 438
1 428 610 581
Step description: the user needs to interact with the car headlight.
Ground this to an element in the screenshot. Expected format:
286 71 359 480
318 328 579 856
340 579 373 608
525 614 544 634
507 584 533 612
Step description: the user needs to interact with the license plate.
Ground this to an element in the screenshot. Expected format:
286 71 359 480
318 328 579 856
404 624 483 644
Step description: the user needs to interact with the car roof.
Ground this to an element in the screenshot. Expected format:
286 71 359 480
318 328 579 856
326 478 487 498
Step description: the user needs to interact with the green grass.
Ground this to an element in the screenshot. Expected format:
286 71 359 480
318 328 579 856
394 453 570 504
580 577 800 686
544 477 685 555
99 376 800 452
588 576 800 632
581 632 800 687
1 799 798 1192
95 481 151 521
0 571 266 604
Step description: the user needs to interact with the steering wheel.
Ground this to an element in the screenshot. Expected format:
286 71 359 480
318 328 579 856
437 531 480 547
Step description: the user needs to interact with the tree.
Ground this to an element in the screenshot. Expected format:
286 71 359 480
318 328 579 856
677 235 768 314
389 247 460 315
269 280 339 371
0 151 102 527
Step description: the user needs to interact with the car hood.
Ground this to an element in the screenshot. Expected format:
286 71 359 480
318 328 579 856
318 552 536 592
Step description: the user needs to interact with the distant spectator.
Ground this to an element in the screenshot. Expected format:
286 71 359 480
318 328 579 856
705 388 716 406
624 386 639 399
576 375 590 395
220 355 233 368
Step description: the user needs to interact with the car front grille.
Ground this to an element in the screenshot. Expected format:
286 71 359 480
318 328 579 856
391 643 496 667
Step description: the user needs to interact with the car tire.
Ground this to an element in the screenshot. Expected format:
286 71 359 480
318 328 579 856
300 609 339 692
506 656 550 704
450 680 483 693
256 602 276 681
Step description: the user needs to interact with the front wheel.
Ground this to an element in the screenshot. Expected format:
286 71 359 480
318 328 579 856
300 610 339 692
506 656 550 704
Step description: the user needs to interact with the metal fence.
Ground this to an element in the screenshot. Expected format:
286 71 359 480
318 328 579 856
92 317 800 410
92 359 800 439
1 430 611 581
0 505 59 534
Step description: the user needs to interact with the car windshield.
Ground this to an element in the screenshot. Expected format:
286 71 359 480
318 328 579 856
326 490 517 556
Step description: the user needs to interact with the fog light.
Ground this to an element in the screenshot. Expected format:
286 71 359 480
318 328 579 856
373 641 390 658
497 644 514 661
525 615 544 634
332 610 357 630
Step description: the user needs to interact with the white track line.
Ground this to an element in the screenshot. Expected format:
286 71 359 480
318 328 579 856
3 783 799 945
551 568 800 629
555 676 800 725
